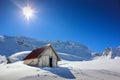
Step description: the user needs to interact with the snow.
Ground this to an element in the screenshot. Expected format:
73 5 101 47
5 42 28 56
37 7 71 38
0 35 120 80
9 51 31 62
60 58 120 72
0 55 7 64
0 58 120 80
0 35 4 41
9 51 86 62
58 52 85 61
99 47 120 59
0 36 92 60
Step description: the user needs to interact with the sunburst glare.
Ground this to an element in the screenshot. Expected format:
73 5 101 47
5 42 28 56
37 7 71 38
22 6 34 21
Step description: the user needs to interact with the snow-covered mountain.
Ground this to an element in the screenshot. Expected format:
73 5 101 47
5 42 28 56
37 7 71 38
0 35 92 60
0 55 7 64
8 51 86 63
1 35 120 80
102 47 120 59
0 35 4 41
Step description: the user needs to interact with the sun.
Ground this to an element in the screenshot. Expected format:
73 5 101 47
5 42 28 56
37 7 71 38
22 6 34 21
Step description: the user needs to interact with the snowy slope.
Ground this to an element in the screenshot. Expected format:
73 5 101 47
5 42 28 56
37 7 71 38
9 51 31 63
0 35 92 60
0 58 120 80
58 52 85 61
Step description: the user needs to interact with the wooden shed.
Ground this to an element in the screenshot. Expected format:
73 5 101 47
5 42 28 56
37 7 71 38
23 44 61 67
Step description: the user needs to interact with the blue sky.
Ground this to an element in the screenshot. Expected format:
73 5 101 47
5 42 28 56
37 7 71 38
0 0 120 52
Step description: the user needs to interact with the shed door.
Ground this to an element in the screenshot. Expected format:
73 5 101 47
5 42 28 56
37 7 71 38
49 57 52 67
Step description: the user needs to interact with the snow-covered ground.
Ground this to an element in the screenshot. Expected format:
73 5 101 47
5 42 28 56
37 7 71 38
0 58 120 80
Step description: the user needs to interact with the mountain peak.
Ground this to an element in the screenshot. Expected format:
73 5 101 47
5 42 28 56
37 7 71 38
117 46 120 50
102 47 120 59
0 35 5 41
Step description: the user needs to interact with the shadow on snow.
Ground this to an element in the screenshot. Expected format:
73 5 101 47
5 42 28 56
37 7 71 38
42 67 76 79
19 67 76 80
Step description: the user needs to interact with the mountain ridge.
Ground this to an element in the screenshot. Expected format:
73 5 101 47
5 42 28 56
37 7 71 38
0 35 92 60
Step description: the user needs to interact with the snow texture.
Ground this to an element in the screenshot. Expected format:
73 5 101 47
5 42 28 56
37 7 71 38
0 58 120 80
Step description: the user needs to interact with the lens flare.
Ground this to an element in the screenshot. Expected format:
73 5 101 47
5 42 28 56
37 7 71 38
22 6 34 21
